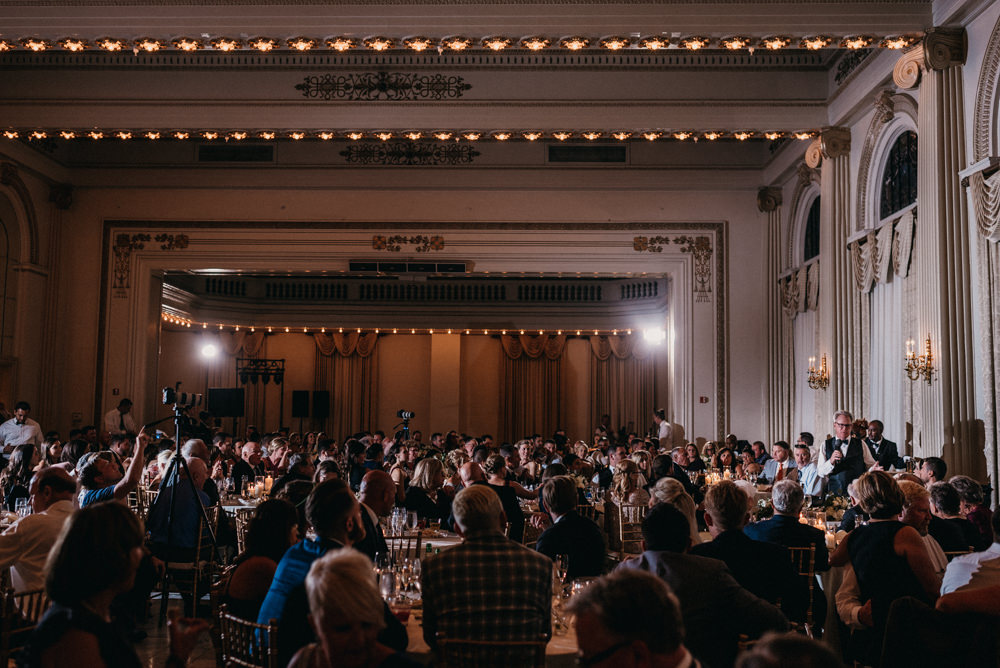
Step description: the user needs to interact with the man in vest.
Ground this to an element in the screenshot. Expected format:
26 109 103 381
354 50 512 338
817 410 874 496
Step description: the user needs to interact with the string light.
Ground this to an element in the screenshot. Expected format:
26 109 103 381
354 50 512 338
638 36 669 50
211 37 242 51
21 38 52 52
599 36 630 50
287 37 316 51
442 36 473 51
403 36 435 52
840 35 874 50
249 37 278 52
559 36 590 50
326 37 357 51
58 38 89 52
364 36 395 51
481 36 513 51
760 35 791 50
520 36 550 51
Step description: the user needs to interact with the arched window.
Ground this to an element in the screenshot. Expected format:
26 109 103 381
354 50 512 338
879 131 917 220
803 197 821 262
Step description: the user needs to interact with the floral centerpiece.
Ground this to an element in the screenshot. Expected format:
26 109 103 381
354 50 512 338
823 494 851 521
752 497 773 521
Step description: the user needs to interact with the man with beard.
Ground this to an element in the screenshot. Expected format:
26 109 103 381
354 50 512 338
258 479 406 665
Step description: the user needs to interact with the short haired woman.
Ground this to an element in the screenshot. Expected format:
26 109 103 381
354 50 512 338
403 458 450 522
23 502 207 668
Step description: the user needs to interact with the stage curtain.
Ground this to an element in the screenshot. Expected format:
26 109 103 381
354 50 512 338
313 332 378 438
588 336 656 442
500 334 566 440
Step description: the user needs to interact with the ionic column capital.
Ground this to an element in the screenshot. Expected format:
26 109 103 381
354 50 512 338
757 187 783 212
893 27 966 89
820 127 851 160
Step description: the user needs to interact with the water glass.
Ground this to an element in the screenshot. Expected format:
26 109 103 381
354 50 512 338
15 498 30 518
379 571 396 599
407 511 419 532
555 554 569 583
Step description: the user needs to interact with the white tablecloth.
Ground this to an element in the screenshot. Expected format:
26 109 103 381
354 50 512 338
404 609 577 666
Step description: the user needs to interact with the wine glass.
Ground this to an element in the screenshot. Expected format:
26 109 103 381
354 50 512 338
804 494 814 509
408 511 419 532
380 570 396 599
555 554 569 584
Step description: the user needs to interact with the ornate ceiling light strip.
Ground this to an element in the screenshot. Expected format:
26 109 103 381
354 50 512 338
160 311 635 337
0 32 925 54
4 127 821 142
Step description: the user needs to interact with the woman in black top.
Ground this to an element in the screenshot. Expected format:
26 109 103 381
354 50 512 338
483 454 527 543
404 458 451 522
23 502 207 668
830 471 939 666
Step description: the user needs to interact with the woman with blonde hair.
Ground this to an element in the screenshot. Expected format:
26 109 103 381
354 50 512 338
630 451 652 485
610 459 650 507
649 477 701 545
442 449 468 492
403 457 450 521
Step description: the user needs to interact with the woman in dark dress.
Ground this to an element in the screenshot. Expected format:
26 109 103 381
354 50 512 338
23 502 207 668
483 454 526 543
222 498 300 621
404 458 451 522
830 471 939 666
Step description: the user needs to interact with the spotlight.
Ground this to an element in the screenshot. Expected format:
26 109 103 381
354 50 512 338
201 343 219 358
643 328 667 345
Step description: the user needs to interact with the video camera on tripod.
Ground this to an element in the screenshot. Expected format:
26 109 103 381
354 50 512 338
162 382 203 408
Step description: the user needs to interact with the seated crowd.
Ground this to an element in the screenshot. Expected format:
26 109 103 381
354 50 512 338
0 403 996 668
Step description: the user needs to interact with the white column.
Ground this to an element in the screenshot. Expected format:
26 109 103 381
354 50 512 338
810 128 861 422
758 186 793 442
894 28 979 472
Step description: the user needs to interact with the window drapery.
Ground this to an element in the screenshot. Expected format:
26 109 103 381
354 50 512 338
588 335 656 443
313 332 378 438
500 334 566 441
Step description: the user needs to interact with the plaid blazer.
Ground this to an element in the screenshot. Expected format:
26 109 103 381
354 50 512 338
420 530 552 647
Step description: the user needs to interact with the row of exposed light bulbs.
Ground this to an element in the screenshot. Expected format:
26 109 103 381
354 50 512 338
4 128 817 142
1 33 919 54
162 313 637 337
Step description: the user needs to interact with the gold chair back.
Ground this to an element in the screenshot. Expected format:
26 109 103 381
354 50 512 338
0 588 49 665
435 633 549 668
786 544 817 637
157 511 220 625
944 548 975 560
218 604 279 668
616 502 648 560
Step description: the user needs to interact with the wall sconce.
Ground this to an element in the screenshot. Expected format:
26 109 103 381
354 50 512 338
807 354 830 390
905 335 933 383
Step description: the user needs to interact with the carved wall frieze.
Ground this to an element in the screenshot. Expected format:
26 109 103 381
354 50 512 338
820 127 851 160
633 234 713 302
371 234 445 252
873 90 896 124
112 232 190 297
340 143 478 166
835 48 876 87
756 186 782 213
296 72 472 101
973 14 1000 161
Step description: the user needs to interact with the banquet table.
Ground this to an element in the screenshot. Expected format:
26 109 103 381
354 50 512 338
419 532 463 552
404 608 578 666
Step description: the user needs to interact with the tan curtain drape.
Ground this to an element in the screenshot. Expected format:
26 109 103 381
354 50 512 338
499 335 565 441
202 331 267 426
313 332 379 437
589 336 656 441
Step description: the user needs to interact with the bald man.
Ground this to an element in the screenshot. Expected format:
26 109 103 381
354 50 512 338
232 441 263 495
147 457 212 562
0 467 76 591
355 470 394 560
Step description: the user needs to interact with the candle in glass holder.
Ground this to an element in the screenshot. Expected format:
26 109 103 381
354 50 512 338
264 476 274 493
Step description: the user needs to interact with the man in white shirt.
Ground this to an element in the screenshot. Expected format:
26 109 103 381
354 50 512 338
104 397 138 437
654 408 673 448
0 467 76 591
793 443 823 497
817 410 875 495
0 401 43 460
941 510 1000 595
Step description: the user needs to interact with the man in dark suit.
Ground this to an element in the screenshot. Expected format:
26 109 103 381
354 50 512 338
618 503 787 668
691 481 801 610
354 470 392 561
744 479 829 629
865 420 901 470
594 444 628 489
818 410 875 496
535 475 605 580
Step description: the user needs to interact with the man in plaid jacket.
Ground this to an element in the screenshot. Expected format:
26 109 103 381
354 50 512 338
421 484 553 647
